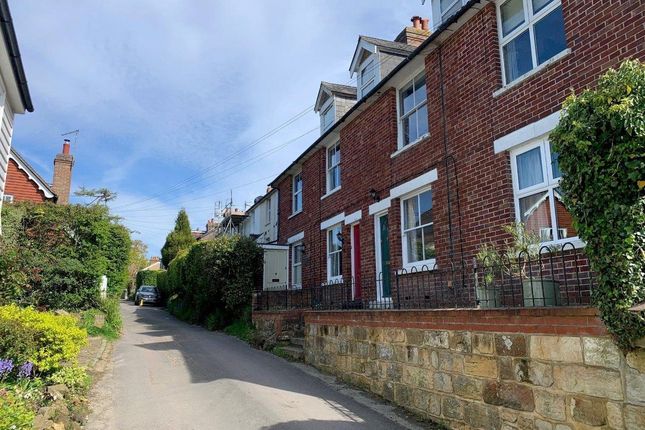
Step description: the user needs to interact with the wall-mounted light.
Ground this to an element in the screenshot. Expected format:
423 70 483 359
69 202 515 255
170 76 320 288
369 188 380 202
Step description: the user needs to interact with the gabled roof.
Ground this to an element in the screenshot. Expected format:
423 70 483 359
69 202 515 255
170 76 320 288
315 82 357 112
9 147 55 199
270 0 483 188
349 35 415 75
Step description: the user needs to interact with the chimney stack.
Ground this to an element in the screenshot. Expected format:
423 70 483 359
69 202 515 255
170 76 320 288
395 16 431 47
52 139 74 205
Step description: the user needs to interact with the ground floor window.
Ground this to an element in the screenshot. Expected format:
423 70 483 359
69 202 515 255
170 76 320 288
327 224 343 282
291 242 304 289
511 138 577 243
401 188 435 267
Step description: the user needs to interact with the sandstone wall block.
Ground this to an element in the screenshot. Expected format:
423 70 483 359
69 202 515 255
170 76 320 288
530 336 582 363
534 389 566 421
453 374 483 400
624 405 645 430
496 334 527 357
450 332 472 353
582 337 621 369
569 396 608 426
464 354 498 378
443 396 465 420
464 402 502 430
553 365 623 400
434 372 453 393
425 331 449 348
483 381 535 412
474 333 495 355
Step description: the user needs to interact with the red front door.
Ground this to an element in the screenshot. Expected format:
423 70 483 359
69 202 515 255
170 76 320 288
352 224 362 299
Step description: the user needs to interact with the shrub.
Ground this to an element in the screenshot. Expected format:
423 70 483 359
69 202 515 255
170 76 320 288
0 390 34 430
135 270 159 288
48 366 91 393
0 202 131 310
550 59 645 349
0 305 87 373
156 271 168 304
0 319 38 365
80 297 122 340
223 319 255 342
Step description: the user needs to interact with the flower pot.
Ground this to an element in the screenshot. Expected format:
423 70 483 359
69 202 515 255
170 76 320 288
476 287 500 308
523 279 560 307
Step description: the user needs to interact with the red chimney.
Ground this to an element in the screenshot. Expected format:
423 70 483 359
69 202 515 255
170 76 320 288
411 16 422 29
62 139 70 154
421 18 430 31
396 16 431 47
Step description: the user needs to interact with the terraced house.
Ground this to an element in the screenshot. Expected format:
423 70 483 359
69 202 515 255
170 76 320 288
267 0 643 307
254 1 645 428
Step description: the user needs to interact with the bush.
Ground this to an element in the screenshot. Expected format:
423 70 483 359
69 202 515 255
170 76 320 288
164 236 262 327
135 270 159 288
550 60 645 349
0 202 131 310
48 366 91 393
0 390 34 430
80 297 122 340
223 319 255 342
0 305 88 373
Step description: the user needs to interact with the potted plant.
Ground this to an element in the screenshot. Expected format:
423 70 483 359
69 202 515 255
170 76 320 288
476 222 561 307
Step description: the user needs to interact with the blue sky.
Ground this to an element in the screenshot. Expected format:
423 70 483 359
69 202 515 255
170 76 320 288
10 0 428 256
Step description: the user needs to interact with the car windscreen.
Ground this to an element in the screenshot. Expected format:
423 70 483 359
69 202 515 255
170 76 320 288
139 286 157 293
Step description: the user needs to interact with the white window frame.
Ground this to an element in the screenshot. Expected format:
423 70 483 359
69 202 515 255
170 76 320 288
397 71 429 150
265 198 271 226
320 100 335 133
327 224 343 283
496 0 566 85
292 172 303 215
291 241 304 289
358 56 378 99
400 186 436 270
431 0 467 29
326 142 341 194
2 194 13 203
510 137 579 245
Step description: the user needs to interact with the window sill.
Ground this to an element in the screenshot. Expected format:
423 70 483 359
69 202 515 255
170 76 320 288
537 237 586 252
288 210 302 220
323 277 343 286
493 48 571 98
391 133 430 158
398 259 438 274
321 186 341 200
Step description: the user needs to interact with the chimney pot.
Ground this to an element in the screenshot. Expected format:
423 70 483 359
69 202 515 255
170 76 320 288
62 139 71 155
411 16 422 29
421 18 430 31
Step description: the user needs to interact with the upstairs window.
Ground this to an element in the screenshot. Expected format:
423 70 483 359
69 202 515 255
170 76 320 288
440 0 463 21
326 142 341 193
511 138 576 243
358 57 377 99
292 173 303 214
265 198 271 226
327 224 343 282
321 103 335 132
497 0 567 84
399 72 429 148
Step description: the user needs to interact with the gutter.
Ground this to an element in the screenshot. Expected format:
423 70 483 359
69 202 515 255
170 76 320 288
270 0 485 187
0 0 33 112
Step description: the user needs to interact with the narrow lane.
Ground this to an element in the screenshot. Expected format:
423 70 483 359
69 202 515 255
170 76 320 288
87 303 418 430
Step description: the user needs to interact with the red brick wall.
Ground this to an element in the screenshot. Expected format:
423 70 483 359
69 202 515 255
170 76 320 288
275 0 645 289
4 158 49 203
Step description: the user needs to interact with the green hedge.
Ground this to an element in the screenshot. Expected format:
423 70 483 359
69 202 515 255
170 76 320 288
550 60 645 349
164 236 262 328
135 270 159 288
0 202 131 310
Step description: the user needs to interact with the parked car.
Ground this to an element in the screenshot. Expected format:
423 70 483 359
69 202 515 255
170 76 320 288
134 285 160 306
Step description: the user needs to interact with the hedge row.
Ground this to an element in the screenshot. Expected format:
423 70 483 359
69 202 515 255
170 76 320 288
136 270 160 288
0 202 131 310
158 235 262 328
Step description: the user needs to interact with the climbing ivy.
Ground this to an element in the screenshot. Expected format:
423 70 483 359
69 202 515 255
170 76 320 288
550 60 645 349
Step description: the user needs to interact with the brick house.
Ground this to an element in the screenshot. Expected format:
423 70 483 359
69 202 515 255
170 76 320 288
0 0 34 232
267 0 644 307
4 139 76 205
4 147 56 203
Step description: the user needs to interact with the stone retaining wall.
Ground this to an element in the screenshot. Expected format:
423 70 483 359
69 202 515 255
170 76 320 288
304 307 645 429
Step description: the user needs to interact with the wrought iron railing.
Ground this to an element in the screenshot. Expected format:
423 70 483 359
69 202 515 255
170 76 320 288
253 243 593 311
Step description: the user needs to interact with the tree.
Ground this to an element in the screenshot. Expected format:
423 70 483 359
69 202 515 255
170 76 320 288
127 240 149 295
161 209 195 267
550 59 645 349
75 186 118 205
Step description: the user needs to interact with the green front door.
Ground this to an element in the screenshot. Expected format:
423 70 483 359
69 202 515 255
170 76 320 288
379 214 391 298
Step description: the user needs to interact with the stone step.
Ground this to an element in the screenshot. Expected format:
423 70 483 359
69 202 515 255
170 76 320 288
290 337 305 347
277 345 304 361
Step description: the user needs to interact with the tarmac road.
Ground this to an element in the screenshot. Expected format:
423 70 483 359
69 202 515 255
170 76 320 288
86 303 425 430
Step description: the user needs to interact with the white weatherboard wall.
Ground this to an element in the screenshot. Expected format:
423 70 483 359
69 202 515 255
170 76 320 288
0 80 14 233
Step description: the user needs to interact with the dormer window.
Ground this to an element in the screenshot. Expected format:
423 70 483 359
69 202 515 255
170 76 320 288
315 82 357 135
430 0 467 29
358 56 377 97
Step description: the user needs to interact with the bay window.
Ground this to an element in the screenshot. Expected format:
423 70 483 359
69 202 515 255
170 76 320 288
511 138 576 243
401 189 436 267
497 0 567 84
